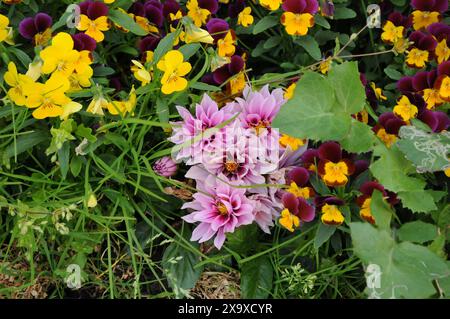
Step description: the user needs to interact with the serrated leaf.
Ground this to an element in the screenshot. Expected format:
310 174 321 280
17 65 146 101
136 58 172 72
370 190 392 230
350 222 449 298
397 190 437 213
240 256 273 299
340 119 376 153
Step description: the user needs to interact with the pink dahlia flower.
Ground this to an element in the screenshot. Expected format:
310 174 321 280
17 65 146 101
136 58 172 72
170 94 236 165
248 193 279 234
181 171 254 249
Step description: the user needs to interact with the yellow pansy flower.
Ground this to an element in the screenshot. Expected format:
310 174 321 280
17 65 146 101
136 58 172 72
4 62 35 106
26 61 43 81
40 32 80 77
238 7 254 27
77 15 110 42
260 0 282 11
284 83 296 100
60 102 83 120
184 23 214 44
381 21 404 44
393 95 418 122
319 58 331 74
279 134 304 151
217 31 236 57
87 95 109 116
423 88 444 109
359 198 375 224
412 10 440 30
376 128 397 148
68 67 93 92
435 39 450 64
135 15 159 34
279 209 300 232
281 12 314 36
170 10 184 23
0 14 10 43
438 76 450 101
321 204 344 226
157 50 192 95
406 48 429 68
107 86 137 116
186 0 210 27
230 71 246 95
131 60 152 86
26 74 71 119
322 161 350 187
104 0 115 3
286 182 313 199
370 82 387 101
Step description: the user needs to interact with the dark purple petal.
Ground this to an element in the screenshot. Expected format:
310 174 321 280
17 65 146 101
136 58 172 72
34 13 52 33
72 33 97 51
301 149 319 167
163 0 181 17
427 23 450 42
282 0 307 13
412 71 431 91
19 17 38 39
409 30 425 44
297 197 315 222
320 0 335 17
417 34 438 51
79 1 93 15
109 77 123 92
318 141 342 163
420 111 450 132
434 0 448 12
198 0 219 14
228 55 244 75
360 181 385 196
145 4 164 26
201 73 216 85
87 1 109 20
288 167 310 187
433 112 450 132
139 35 161 52
206 18 229 41
397 76 415 93
360 73 368 86
282 192 299 214
438 61 450 76
353 160 369 176
411 0 436 11
146 0 164 11
314 196 344 209
303 0 319 14
228 0 245 18
213 66 231 84
130 2 146 16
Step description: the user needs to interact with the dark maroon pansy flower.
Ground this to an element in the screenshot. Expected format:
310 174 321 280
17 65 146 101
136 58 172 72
318 141 342 163
72 33 97 51
198 0 219 14
145 3 164 27
409 31 438 51
212 55 244 84
282 0 319 14
411 0 448 12
301 149 319 168
19 12 52 40
201 73 216 85
228 0 245 18
130 2 146 17
287 167 310 187
139 35 161 52
412 70 437 91
163 0 181 17
387 11 412 28
79 1 93 15
418 110 450 132
314 196 345 210
206 18 229 41
146 0 164 10
228 55 244 74
397 76 415 93
359 73 368 86
353 160 369 177
427 23 450 42
360 181 385 197
282 193 315 222
86 1 109 20
378 112 406 135
438 61 450 76
405 92 427 110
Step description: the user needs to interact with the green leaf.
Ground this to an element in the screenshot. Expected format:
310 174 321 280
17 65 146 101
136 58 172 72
162 237 203 298
226 224 258 255
398 221 438 244
370 190 392 230
253 15 279 34
179 43 201 60
152 32 178 64
189 82 221 91
397 190 437 213
340 119 376 153
70 156 83 178
314 223 336 250
108 9 148 36
240 256 273 299
350 222 449 298
75 124 97 143
334 7 357 20
328 62 366 115
384 67 403 80
58 142 70 180
397 126 450 173
295 35 321 61
2 130 48 163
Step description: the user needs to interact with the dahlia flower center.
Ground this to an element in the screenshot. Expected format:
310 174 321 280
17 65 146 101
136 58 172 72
216 201 228 216
224 160 239 173
251 120 269 135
